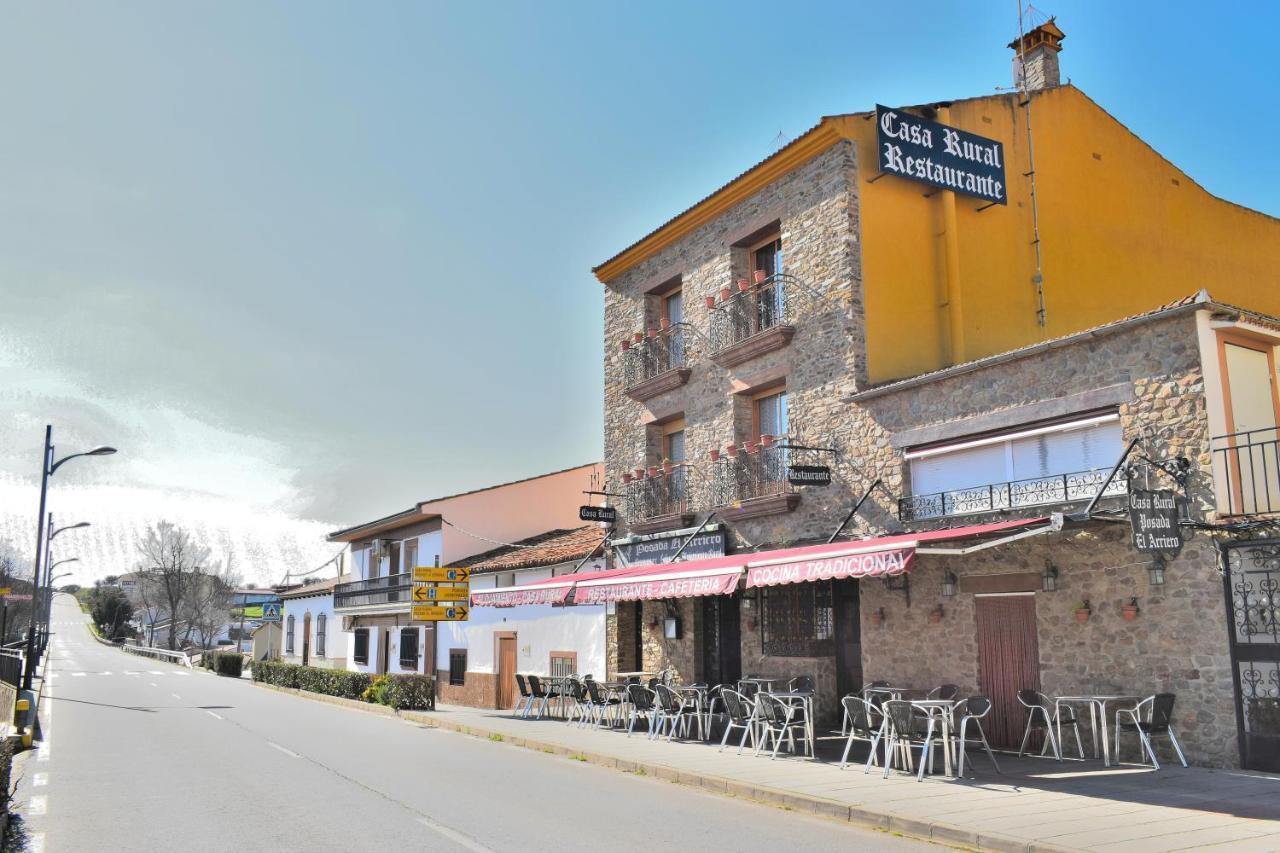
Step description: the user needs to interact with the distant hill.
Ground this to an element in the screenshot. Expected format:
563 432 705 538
0 473 342 588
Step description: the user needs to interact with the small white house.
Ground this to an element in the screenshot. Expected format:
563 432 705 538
279 575 348 670
437 526 606 710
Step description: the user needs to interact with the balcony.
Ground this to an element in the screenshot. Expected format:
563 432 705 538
899 468 1130 522
708 274 795 368
334 572 413 611
622 323 693 402
709 442 799 520
1213 427 1280 516
624 464 694 533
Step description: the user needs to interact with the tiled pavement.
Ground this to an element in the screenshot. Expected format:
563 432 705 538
412 702 1280 852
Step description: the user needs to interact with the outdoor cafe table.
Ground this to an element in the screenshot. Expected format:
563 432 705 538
1054 694 1142 767
615 671 657 681
673 684 709 740
908 699 961 779
740 676 785 692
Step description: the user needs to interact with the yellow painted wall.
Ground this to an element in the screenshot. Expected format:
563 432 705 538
857 86 1280 382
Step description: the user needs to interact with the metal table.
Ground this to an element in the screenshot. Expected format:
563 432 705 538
673 685 709 740
768 690 816 758
910 699 960 780
1055 694 1141 767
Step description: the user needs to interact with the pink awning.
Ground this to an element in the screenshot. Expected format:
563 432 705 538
572 561 744 604
745 517 1053 589
470 583 572 608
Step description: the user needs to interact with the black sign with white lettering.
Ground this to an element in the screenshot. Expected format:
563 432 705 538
617 528 726 567
1128 490 1183 555
876 105 1007 205
579 505 617 524
788 465 832 487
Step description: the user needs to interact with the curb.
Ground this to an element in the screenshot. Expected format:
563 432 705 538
250 681 1062 851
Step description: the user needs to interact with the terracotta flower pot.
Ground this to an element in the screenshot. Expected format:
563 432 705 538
662 460 673 474
719 286 732 302
647 327 658 339
660 317 670 332
929 606 944 624
737 278 751 292
647 465 660 478
726 443 739 458
622 472 632 484
621 339 630 351
754 269 768 284
634 467 646 479
704 295 716 309
870 611 884 627
633 332 644 343
1074 608 1091 624
1122 605 1139 621
708 448 721 462
760 434 774 448
744 440 758 454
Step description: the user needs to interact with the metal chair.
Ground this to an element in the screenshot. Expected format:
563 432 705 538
838 694 884 771
789 675 816 694
583 678 621 728
1114 693 1188 769
753 693 810 759
846 681 889 735
513 674 534 718
956 696 1001 776
927 684 960 700
526 675 560 719
1017 689 1082 760
879 700 928 778
653 683 697 741
719 689 756 754
625 684 657 737
564 677 590 726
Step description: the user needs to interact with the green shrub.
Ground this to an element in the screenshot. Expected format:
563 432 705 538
362 674 392 704
383 674 436 710
253 660 371 700
253 659 302 688
213 652 243 678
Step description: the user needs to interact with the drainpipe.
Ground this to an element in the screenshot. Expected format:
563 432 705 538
939 107 966 366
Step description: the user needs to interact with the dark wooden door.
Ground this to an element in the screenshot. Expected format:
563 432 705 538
497 637 517 709
701 595 742 686
975 594 1042 749
379 629 390 675
833 579 863 699
302 613 311 667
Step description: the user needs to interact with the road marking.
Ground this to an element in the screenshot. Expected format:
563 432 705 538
205 710 223 720
124 670 139 676
415 816 495 853
149 670 163 675
171 693 182 700
33 773 47 787
267 741 300 759
28 795 46 816
149 683 157 688
71 672 85 677
173 671 189 676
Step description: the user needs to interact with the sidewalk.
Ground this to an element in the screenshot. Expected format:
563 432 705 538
411 703 1280 852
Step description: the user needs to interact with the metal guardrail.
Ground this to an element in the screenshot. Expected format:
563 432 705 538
334 572 412 609
622 323 692 391
0 649 25 688
709 273 793 353
122 643 194 668
625 464 691 521
710 443 793 507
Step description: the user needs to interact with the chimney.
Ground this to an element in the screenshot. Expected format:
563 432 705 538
1009 18 1065 91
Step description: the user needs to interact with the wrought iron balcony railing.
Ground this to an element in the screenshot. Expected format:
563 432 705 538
623 323 692 395
709 274 793 356
1213 427 1280 516
334 572 412 609
624 464 691 522
899 467 1130 522
710 443 793 507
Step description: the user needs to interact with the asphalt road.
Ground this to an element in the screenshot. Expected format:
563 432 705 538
10 594 934 852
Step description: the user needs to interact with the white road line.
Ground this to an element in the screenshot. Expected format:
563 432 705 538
205 710 223 720
101 671 112 676
149 683 157 688
171 693 182 700
124 671 139 676
173 671 189 676
267 741 300 758
416 816 495 853
28 795 46 816
71 672 85 678
33 773 47 787
149 670 163 675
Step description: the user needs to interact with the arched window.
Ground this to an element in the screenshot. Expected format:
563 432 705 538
316 614 327 657
286 615 295 654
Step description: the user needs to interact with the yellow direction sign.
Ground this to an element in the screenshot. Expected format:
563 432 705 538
0 588 10 596
413 567 471 583
412 584 468 603
411 604 469 622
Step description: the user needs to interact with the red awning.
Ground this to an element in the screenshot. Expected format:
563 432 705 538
744 517 1055 589
470 582 573 608
572 557 745 604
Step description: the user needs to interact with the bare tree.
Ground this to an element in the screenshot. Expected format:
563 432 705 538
188 553 240 649
136 522 211 650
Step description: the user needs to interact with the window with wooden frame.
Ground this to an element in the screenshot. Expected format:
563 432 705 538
751 386 788 442
549 651 578 678
749 233 783 279
399 627 419 668
761 581 833 657
449 649 467 685
1216 331 1280 515
353 628 369 664
403 537 418 577
662 416 686 465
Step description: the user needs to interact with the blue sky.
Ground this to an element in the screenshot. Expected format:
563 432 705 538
2 1 1276 529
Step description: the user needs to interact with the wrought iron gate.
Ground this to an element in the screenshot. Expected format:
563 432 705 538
1225 540 1280 771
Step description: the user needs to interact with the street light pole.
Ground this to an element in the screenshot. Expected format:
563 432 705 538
40 518 90 650
22 426 115 691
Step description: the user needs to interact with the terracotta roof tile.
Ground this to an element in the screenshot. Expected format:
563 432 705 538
455 526 606 573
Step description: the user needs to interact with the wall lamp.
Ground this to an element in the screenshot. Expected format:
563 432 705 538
1042 560 1059 593
1149 554 1167 587
941 570 957 598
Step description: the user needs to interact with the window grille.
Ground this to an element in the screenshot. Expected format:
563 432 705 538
399 628 419 669
449 649 467 686
353 628 369 665
549 652 577 678
761 582 833 657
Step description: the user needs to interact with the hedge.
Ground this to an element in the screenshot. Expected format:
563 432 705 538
213 652 243 678
252 661 433 709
